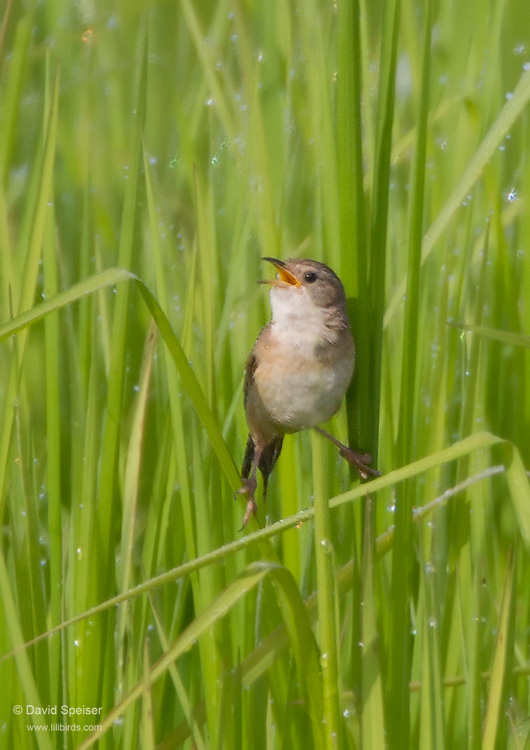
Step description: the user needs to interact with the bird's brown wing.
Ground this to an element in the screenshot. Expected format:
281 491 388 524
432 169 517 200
243 351 258 409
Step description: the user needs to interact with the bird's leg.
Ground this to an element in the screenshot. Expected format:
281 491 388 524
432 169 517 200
314 426 380 480
235 441 264 528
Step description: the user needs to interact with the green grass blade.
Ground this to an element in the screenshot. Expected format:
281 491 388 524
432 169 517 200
482 552 515 750
77 562 324 749
385 68 530 328
360 496 386 749
451 323 530 349
311 437 341 748
390 2 433 745
0 553 53 750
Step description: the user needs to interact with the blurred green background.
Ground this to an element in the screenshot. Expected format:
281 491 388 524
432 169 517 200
1 0 530 748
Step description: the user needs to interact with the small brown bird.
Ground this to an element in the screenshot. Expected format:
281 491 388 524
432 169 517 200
237 257 378 527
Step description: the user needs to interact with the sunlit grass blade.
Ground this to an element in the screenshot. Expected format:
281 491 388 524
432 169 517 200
141 639 155 750
311 437 341 747
385 68 530 328
390 1 433 745
0 553 53 750
482 551 515 750
0 268 131 342
360 496 385 749
450 323 530 349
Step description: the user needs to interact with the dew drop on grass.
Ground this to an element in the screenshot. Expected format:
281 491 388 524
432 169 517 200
524 62 530 71
428 616 437 628
514 43 526 55
77 547 83 560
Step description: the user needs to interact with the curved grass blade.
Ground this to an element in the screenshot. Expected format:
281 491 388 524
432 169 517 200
77 562 325 750
2 431 527 667
0 268 240 490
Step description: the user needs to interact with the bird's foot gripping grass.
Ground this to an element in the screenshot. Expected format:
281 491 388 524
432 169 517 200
234 477 259 529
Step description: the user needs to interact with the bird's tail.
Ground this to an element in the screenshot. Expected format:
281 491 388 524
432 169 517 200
241 434 284 501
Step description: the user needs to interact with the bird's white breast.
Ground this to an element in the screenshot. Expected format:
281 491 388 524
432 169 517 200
252 286 354 431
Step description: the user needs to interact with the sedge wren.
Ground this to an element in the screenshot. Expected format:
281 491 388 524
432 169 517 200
237 257 378 527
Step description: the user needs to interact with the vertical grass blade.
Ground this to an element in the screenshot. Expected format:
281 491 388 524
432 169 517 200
389 1 433 746
312 437 341 748
482 552 515 750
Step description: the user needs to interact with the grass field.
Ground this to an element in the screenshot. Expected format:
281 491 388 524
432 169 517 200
1 0 530 748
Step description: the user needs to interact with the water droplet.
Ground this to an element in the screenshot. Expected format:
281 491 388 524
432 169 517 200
514 43 526 55
507 187 518 202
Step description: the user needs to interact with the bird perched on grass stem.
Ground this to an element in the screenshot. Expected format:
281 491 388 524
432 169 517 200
236 257 379 528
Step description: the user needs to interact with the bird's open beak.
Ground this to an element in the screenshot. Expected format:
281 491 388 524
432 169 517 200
260 257 301 287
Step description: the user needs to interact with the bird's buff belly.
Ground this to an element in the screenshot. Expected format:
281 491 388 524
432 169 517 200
250 358 353 434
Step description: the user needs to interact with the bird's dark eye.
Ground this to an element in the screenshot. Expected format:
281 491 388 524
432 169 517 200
304 272 317 283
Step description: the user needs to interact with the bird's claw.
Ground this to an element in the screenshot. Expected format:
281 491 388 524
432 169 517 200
234 476 257 498
238 498 258 531
339 447 381 481
234 477 259 529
